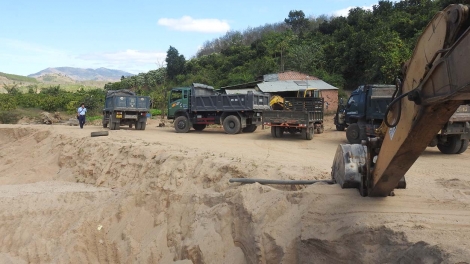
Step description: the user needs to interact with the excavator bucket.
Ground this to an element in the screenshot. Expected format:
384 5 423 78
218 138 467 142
331 143 406 196
331 144 367 192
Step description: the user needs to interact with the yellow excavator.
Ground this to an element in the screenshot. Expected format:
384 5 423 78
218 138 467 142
232 5 470 196
332 4 470 196
269 88 322 110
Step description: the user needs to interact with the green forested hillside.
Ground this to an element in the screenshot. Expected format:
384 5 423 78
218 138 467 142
105 0 469 110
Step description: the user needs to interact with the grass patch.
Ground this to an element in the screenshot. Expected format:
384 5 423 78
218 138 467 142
0 72 38 83
87 115 102 122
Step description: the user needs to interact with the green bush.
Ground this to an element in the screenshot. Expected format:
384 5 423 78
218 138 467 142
0 111 21 124
150 109 162 116
0 94 17 111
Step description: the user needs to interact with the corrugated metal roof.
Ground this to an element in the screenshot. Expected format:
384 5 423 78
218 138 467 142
257 80 338 93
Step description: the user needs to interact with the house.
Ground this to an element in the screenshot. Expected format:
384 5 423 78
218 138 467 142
221 71 339 113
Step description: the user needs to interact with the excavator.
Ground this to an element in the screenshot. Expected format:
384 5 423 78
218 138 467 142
231 5 470 195
331 4 470 196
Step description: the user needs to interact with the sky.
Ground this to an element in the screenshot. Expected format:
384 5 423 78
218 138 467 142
0 0 381 76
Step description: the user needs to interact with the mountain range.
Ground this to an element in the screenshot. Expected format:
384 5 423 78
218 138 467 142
28 67 134 81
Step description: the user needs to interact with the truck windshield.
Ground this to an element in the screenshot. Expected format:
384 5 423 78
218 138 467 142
170 90 182 101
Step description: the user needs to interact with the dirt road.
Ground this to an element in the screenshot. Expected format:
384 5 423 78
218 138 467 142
0 117 469 263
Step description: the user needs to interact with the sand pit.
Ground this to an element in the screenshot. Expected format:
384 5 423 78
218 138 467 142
0 118 469 263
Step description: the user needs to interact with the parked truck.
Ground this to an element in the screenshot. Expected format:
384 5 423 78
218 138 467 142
167 83 270 134
263 96 324 140
102 89 151 130
334 84 470 154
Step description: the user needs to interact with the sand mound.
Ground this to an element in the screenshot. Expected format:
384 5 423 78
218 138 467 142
0 126 469 263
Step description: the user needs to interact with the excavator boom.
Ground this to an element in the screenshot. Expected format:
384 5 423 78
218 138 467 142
332 4 470 196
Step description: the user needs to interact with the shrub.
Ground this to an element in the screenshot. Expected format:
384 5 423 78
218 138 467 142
0 111 20 124
0 94 17 111
150 109 162 116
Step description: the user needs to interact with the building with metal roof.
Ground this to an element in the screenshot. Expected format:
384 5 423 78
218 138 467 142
221 71 339 113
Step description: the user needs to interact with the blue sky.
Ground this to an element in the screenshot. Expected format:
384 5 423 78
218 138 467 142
0 0 381 76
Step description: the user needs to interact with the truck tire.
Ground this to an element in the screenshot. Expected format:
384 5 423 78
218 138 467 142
437 135 462 154
457 139 469 154
140 122 146 130
136 122 142 130
129 124 133 128
336 124 345 131
306 127 314 140
242 125 257 133
102 116 108 128
275 126 283 138
346 123 361 144
91 131 109 137
223 115 241 134
271 126 276 137
174 116 191 133
193 124 206 131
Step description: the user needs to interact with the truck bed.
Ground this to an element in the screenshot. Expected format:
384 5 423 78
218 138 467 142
263 97 324 126
191 92 270 112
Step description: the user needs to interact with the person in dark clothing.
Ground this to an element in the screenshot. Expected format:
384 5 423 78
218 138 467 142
77 103 87 129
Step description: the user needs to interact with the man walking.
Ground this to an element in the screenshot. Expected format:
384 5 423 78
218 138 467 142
77 103 87 129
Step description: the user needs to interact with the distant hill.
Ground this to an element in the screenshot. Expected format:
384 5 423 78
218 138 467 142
28 67 134 81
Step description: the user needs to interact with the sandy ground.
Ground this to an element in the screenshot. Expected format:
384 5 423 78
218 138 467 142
0 116 469 263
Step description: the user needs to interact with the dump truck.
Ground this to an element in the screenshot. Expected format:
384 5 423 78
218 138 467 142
334 84 394 143
167 83 270 134
102 89 151 130
334 84 470 153
263 93 324 140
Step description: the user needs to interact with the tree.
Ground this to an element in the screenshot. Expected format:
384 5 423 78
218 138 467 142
165 46 186 80
284 10 309 35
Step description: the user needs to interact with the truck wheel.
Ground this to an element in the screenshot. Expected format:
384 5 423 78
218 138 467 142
242 125 257 133
306 127 314 140
136 122 142 130
223 115 241 134
457 139 469 154
129 124 133 128
336 124 345 131
140 122 146 130
175 116 191 133
102 116 108 128
275 126 283 138
193 124 207 131
346 123 361 144
271 127 276 137
437 135 462 154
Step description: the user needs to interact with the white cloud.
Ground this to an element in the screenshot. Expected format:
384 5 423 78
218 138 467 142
158 16 230 33
332 5 373 17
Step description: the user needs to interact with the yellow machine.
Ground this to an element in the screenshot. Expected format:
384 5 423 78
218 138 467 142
331 4 470 196
269 88 321 110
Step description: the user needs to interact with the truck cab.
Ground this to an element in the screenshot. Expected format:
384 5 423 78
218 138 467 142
334 84 394 143
167 87 191 120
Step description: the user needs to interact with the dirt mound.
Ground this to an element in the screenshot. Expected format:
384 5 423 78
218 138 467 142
0 125 469 263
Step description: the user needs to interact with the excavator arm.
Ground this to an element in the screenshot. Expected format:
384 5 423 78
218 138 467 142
332 4 470 196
